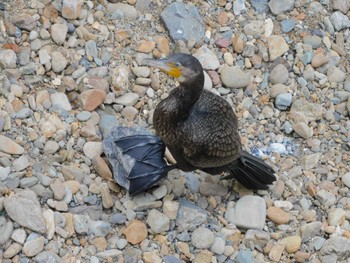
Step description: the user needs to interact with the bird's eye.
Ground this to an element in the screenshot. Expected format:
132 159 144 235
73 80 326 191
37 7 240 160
175 62 181 67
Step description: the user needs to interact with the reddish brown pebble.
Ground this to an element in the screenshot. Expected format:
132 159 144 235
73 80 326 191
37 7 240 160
79 89 106 111
215 38 230 48
218 12 228 25
123 220 148 245
207 70 221 86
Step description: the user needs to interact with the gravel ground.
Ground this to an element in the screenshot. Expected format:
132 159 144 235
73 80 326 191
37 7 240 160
0 0 350 262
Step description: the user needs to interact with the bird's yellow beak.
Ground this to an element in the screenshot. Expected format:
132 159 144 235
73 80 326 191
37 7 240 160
144 59 182 78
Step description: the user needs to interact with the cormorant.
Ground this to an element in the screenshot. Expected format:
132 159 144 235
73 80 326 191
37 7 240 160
104 53 276 195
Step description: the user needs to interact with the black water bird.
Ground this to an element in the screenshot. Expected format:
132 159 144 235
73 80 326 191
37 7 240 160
104 53 275 195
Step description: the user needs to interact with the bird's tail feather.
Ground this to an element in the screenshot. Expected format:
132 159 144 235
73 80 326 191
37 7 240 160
225 151 276 190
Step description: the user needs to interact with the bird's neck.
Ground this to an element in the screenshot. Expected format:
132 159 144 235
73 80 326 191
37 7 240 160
169 76 204 118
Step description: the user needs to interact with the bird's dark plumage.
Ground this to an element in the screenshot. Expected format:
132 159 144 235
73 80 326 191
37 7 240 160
150 53 275 190
105 53 275 195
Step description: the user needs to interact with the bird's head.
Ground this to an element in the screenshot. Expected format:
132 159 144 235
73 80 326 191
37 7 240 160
145 53 204 85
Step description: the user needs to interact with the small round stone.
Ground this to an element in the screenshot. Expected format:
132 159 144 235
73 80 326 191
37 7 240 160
191 227 215 249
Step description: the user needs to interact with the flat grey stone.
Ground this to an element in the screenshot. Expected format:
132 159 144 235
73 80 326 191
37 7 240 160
176 198 208 232
161 2 205 44
4 189 47 234
227 195 266 230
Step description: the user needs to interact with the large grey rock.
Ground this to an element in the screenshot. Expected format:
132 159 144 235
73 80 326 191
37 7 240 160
161 2 205 44
320 236 350 261
4 190 47 234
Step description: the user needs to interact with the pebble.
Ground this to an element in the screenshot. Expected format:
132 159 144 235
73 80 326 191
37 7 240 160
51 51 68 73
267 206 289 224
11 14 36 31
79 89 106 111
268 0 295 15
330 11 350 31
191 227 215 249
268 35 289 61
281 19 295 33
342 173 350 188
292 122 313 139
0 49 17 69
3 243 22 259
4 190 47 233
193 46 220 70
275 93 292 110
269 243 285 262
0 221 13 245
123 219 148 244
270 64 288 84
226 195 266 230
300 221 322 242
73 214 89 234
107 3 138 20
143 250 162 263
283 235 301 253
115 92 139 106
51 23 68 45
62 0 83 20
327 66 346 83
327 208 346 226
301 153 320 170
176 199 207 232
89 220 111 237
0 135 24 154
210 237 225 255
221 66 251 89
51 92 72 111
11 229 26 244
235 250 256 263
23 236 45 257
147 209 170 233
34 251 61 263
320 236 350 261
269 84 288 98
199 182 228 196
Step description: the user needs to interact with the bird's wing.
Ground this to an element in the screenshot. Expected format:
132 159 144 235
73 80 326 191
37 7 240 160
180 91 241 168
